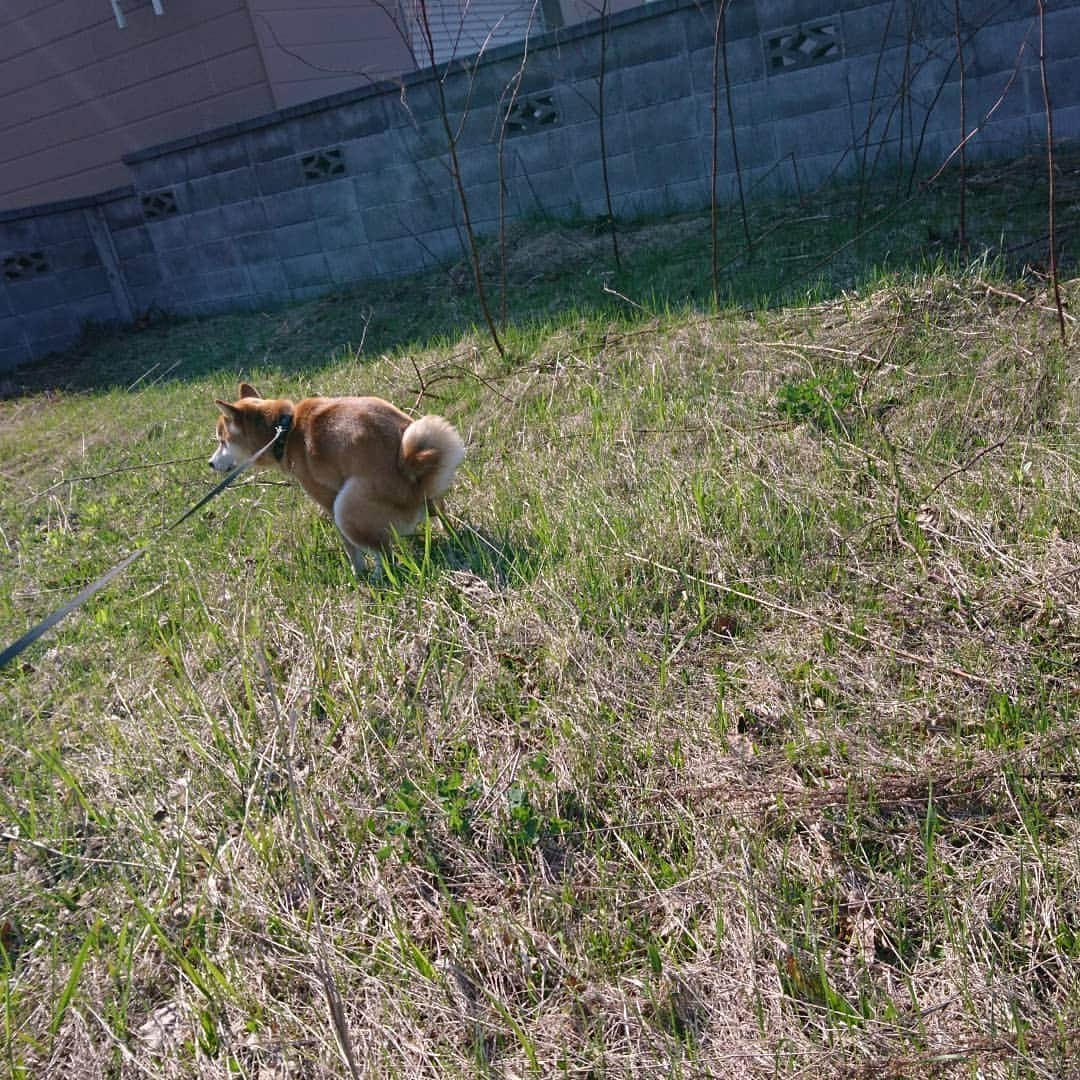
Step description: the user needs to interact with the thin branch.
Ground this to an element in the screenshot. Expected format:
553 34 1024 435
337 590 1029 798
413 0 505 358
597 0 621 270
1036 0 1067 342
28 456 209 504
954 0 968 257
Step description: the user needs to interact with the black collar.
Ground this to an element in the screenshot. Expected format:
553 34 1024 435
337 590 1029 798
272 411 293 461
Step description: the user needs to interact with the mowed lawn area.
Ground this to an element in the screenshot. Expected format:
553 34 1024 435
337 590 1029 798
1 157 1078 1077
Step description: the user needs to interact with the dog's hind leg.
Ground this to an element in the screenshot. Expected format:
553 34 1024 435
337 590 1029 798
333 479 391 579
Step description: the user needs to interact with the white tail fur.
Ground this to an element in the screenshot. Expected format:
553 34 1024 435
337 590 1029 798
401 415 465 496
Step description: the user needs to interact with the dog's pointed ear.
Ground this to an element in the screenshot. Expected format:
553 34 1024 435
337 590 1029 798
239 382 260 400
215 399 240 418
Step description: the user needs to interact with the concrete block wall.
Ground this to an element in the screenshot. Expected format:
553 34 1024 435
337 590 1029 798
0 189 136 372
3 0 1079 371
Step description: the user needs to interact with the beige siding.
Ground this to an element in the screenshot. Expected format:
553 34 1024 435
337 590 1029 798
0 0 274 211
248 0 416 109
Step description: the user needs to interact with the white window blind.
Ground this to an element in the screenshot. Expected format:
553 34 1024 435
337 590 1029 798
409 0 544 66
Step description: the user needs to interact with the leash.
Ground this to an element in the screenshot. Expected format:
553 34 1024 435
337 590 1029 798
0 420 290 672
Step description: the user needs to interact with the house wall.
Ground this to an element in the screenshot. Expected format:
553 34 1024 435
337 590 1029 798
247 0 416 109
0 0 276 212
3 0 1079 373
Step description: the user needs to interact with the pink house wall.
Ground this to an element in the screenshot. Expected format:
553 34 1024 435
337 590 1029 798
0 0 565 212
248 0 416 109
0 0 275 210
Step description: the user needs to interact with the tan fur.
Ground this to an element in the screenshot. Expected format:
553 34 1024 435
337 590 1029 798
211 382 465 572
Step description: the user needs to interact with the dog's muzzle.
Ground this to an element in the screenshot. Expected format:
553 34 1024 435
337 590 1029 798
209 445 238 472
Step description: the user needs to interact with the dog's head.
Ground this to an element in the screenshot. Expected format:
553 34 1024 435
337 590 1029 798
210 382 286 472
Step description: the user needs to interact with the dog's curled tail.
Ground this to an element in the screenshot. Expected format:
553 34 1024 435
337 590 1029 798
400 415 466 496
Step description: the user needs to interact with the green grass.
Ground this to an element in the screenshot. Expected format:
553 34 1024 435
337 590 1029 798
0 154 1078 1077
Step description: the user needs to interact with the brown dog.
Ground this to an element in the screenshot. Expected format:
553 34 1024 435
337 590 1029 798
211 382 465 573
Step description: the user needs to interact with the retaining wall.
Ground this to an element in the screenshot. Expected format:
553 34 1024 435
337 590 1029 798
3 0 1079 372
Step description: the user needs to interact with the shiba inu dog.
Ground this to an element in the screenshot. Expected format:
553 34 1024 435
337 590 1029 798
210 383 465 573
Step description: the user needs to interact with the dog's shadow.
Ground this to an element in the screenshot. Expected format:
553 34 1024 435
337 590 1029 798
376 520 542 593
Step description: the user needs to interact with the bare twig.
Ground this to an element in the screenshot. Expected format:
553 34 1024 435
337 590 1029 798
413 0 505 358
494 3 541 326
1036 0 1067 342
954 0 968 257
597 0 621 270
28 455 209 504
720 0 749 259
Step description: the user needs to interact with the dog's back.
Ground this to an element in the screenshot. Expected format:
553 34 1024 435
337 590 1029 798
288 396 463 507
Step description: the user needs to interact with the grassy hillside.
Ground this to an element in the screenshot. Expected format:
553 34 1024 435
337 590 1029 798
1 159 1078 1077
